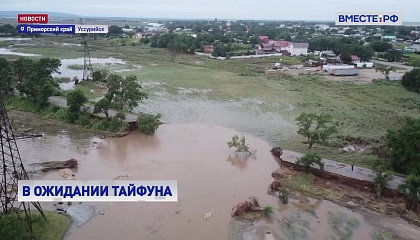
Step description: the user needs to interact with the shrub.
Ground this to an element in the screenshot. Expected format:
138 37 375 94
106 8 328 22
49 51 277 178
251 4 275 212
137 113 161 135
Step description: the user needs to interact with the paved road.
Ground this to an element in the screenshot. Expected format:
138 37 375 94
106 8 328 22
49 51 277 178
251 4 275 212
48 96 138 122
281 149 405 190
371 59 414 71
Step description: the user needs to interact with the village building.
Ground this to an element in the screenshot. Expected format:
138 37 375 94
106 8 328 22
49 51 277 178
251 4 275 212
256 37 309 56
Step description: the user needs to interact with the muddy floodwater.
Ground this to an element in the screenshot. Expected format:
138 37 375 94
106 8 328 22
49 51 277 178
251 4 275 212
16 123 416 240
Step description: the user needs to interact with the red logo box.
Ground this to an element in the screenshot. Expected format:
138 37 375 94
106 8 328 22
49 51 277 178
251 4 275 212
18 14 49 24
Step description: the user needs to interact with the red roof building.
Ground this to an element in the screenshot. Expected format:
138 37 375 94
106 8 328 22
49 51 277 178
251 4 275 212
351 55 361 63
259 36 269 43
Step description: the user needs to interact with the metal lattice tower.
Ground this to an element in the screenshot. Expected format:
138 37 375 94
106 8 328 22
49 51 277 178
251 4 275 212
82 38 94 81
0 100 45 236
81 18 94 81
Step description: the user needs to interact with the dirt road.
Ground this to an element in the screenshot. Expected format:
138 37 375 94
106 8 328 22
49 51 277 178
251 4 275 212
281 149 405 189
371 60 414 71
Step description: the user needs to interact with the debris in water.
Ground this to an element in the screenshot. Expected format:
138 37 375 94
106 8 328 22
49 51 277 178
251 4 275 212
270 147 283 158
66 205 96 227
268 180 282 195
231 197 263 217
59 170 76 180
204 208 214 220
113 174 129 180
31 158 78 172
99 210 104 215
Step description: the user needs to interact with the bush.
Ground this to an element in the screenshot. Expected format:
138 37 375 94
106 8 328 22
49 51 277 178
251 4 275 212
137 113 161 135
76 113 92 127
92 118 126 132
401 68 420 93
278 190 289 204
0 213 31 240
263 205 273 216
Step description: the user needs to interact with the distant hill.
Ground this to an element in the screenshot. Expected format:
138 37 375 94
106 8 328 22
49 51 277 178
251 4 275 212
0 11 82 19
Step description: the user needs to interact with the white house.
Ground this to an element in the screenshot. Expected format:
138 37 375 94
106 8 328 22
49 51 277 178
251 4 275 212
133 33 143 39
315 24 330 30
122 28 133 33
290 43 309 56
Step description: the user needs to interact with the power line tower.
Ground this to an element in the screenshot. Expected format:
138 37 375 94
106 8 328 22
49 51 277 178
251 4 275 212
80 18 94 82
0 99 45 238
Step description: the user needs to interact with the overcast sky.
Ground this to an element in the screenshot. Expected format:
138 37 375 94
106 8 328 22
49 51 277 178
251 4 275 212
2 0 418 22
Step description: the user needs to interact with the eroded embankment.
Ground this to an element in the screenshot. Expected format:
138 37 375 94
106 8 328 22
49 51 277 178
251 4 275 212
269 147 420 236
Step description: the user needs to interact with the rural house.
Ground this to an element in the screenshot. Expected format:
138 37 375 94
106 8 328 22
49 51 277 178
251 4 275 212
256 39 309 56
289 42 309 56
259 36 269 43
203 45 214 54
351 55 360 63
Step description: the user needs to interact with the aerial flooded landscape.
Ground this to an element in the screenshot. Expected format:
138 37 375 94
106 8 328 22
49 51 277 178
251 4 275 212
1 3 420 240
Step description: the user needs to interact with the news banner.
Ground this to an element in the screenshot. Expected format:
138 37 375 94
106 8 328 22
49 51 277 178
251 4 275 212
17 13 108 34
18 181 178 202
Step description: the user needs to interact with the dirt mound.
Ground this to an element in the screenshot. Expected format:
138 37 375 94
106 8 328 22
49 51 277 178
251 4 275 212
231 196 262 217
270 147 283 158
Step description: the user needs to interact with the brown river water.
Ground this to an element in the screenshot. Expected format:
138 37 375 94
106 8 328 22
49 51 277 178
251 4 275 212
16 122 420 240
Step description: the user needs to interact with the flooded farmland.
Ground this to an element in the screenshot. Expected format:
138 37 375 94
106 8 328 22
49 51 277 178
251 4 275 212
3 44 420 240
13 122 419 240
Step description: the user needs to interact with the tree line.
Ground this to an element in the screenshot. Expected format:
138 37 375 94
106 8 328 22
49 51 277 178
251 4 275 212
0 57 61 107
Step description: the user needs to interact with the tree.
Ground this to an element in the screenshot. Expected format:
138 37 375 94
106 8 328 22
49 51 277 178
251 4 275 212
354 46 374 62
113 75 147 111
385 50 403 62
296 152 324 174
295 113 338 150
11 58 61 107
92 69 109 82
409 58 420 69
115 111 126 123
93 98 111 118
375 66 396 81
401 68 420 92
399 172 420 211
0 57 13 95
227 135 255 155
369 41 393 52
387 117 420 174
108 25 123 35
66 89 88 122
249 36 259 45
340 51 352 64
371 160 393 198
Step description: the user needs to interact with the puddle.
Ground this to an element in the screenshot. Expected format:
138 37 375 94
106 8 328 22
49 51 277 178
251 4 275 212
0 47 40 56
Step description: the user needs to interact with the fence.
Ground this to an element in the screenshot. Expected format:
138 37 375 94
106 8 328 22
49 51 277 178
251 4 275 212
194 52 283 60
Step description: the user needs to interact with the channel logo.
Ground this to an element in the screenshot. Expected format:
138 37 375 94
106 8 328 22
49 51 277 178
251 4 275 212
335 12 402 26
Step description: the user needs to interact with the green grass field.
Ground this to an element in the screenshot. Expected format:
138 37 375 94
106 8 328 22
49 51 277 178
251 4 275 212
0 211 72 240
4 36 420 167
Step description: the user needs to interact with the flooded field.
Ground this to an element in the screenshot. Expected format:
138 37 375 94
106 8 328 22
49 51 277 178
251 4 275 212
13 122 419 240
137 86 297 144
0 47 40 56
54 57 127 89
4 41 420 239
